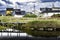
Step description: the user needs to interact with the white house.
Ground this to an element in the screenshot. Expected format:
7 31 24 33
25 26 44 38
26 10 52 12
14 9 26 18
40 7 60 18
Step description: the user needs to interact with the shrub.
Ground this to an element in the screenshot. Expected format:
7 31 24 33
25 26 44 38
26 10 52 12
6 14 12 16
5 23 20 30
23 14 37 18
21 21 60 37
0 26 6 30
51 14 60 18
1 18 9 22
0 14 2 16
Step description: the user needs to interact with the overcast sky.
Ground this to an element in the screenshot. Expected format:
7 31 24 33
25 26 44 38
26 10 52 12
0 0 60 12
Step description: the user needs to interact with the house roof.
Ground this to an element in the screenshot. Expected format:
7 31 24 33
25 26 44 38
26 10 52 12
14 9 21 12
6 8 14 11
40 7 60 13
40 8 52 11
40 7 60 11
53 7 60 9
41 10 60 13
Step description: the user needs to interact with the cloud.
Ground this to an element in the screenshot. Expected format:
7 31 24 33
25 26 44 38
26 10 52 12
1 0 14 8
39 2 53 8
9 0 37 3
41 0 60 2
2 0 13 4
0 0 6 6
1 0 60 12
54 1 60 7
16 2 24 5
19 0 37 2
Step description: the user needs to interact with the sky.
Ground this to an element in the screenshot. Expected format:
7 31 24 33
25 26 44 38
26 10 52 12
0 0 60 12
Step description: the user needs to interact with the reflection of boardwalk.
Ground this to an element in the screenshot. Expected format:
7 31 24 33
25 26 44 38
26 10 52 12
0 32 28 37
0 28 28 37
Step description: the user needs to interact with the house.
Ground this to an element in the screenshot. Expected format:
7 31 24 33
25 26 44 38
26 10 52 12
5 8 26 17
40 7 60 18
0 10 6 16
40 8 52 11
14 9 26 17
6 8 14 16
52 7 60 10
21 11 26 15
14 9 21 15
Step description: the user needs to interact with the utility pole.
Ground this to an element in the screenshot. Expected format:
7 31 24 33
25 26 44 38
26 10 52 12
33 4 35 14
52 2 54 8
15 3 17 9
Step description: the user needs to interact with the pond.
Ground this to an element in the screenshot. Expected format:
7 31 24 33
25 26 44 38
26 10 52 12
0 28 60 40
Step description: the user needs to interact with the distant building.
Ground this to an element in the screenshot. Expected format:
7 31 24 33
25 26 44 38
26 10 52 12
40 8 52 11
52 7 60 10
26 12 33 14
6 8 14 16
21 11 26 15
14 9 21 15
0 10 6 16
14 9 26 17
5 8 26 17
40 7 60 18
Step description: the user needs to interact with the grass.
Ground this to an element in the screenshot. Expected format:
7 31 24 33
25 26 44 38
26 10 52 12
0 16 60 23
0 26 6 30
0 16 60 36
21 20 60 37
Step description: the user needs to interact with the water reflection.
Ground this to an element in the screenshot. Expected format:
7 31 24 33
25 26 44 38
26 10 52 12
0 28 60 40
0 28 29 37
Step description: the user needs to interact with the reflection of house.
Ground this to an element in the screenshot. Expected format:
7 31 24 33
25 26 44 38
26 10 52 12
6 8 14 16
1 28 28 37
40 7 60 17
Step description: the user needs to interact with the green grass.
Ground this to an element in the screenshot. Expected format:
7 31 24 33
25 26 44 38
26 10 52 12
21 20 60 37
0 16 60 23
0 16 60 36
0 26 6 30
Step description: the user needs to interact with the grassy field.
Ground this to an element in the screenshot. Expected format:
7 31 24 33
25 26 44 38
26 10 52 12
0 16 60 23
0 16 60 37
